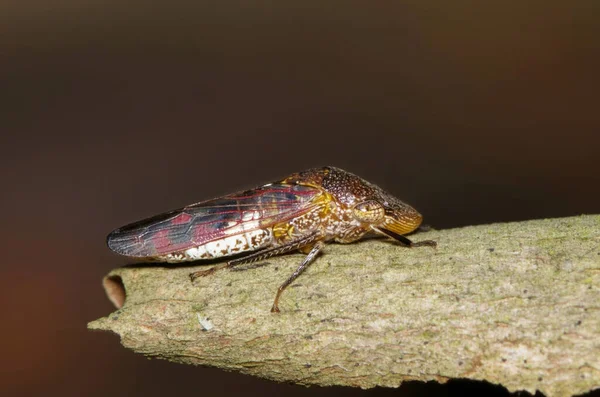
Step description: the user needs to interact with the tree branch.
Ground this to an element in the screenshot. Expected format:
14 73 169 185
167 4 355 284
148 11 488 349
88 215 600 397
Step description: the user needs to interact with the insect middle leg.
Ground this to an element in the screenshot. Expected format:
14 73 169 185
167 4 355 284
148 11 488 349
270 240 324 313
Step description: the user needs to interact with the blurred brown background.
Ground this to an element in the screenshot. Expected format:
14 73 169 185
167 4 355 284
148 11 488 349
1 1 598 396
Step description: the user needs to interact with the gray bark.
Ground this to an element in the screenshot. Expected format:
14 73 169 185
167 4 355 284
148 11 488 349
88 215 600 397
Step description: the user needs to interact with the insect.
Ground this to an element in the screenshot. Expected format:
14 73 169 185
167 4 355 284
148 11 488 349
107 166 436 312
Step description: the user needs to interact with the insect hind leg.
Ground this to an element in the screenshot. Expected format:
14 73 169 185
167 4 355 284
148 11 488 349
189 263 229 281
188 231 323 282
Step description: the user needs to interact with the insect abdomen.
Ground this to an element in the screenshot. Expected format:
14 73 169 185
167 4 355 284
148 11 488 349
158 228 273 263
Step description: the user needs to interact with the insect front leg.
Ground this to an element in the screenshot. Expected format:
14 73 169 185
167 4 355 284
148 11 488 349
271 240 324 313
375 227 437 248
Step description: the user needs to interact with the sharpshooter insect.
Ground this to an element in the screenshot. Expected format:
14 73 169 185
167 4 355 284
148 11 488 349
107 166 436 312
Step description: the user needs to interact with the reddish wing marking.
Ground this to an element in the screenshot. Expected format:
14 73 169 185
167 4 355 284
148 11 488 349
106 184 322 258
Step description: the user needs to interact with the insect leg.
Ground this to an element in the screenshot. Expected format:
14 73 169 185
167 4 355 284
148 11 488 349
375 227 437 248
189 263 229 281
189 231 323 282
271 240 324 313
228 231 322 267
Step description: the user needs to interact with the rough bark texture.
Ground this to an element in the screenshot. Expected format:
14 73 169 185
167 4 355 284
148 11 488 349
88 215 600 397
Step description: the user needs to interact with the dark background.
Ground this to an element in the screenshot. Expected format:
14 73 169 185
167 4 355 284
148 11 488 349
2 1 599 396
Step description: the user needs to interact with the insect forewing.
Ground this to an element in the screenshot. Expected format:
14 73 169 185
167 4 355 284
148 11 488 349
107 184 321 258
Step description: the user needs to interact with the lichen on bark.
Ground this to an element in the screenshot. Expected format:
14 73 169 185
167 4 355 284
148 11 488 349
89 215 600 397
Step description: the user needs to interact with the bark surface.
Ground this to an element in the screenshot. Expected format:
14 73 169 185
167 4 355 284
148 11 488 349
89 215 600 397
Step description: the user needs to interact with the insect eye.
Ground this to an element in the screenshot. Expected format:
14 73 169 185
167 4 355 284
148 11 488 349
352 200 385 223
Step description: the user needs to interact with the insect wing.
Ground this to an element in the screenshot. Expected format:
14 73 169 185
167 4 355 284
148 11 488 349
107 184 322 258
